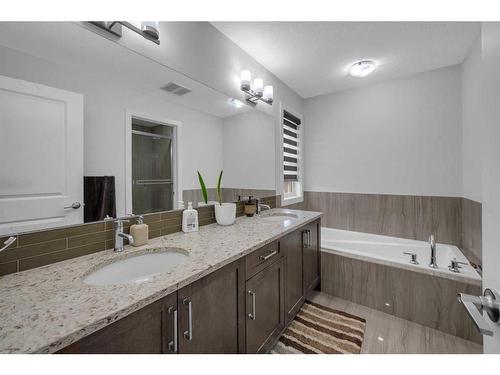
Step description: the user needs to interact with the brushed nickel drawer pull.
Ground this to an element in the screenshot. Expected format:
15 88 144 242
167 306 178 353
259 250 278 261
248 291 256 320
182 298 193 341
302 230 311 248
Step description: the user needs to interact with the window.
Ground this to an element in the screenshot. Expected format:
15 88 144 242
282 109 303 204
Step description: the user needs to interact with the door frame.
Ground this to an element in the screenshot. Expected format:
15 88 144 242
125 110 182 215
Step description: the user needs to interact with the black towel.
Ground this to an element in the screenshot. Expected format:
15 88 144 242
84 176 116 222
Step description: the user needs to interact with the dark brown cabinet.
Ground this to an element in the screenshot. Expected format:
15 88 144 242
282 229 304 323
56 218 320 354
57 292 177 354
177 258 245 354
245 257 284 353
302 220 320 297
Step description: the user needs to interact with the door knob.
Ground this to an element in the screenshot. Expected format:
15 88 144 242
64 202 81 209
458 288 500 336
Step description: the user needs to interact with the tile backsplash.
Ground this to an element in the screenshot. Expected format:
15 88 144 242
0 195 278 276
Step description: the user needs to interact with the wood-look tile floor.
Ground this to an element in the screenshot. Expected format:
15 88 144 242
309 291 483 354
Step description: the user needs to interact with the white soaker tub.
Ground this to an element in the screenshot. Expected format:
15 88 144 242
321 227 481 283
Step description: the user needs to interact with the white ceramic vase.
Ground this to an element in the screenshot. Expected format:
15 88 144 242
214 202 236 226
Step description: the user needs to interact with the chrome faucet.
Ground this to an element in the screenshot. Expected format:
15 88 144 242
114 219 134 252
256 200 271 214
429 234 438 269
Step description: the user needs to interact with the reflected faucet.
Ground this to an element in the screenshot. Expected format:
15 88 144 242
429 234 438 269
256 199 271 214
114 219 134 252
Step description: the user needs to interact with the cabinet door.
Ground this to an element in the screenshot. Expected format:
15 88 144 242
57 292 177 354
177 259 245 353
246 258 284 353
282 230 304 322
303 220 320 297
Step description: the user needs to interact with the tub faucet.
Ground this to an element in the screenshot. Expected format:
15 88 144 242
429 234 438 269
114 219 134 252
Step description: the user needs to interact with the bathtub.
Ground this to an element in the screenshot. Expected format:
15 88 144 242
321 227 481 283
319 227 482 343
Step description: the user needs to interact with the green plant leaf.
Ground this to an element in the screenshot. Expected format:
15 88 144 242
197 171 208 204
216 170 223 205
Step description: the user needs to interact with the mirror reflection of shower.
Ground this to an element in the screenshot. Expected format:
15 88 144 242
132 117 174 214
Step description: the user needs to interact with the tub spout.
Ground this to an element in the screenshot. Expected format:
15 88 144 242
429 234 438 269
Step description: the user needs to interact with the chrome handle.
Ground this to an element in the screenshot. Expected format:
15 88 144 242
403 252 419 265
0 236 17 252
458 288 500 336
260 250 278 261
248 291 256 320
64 202 81 209
449 260 468 273
183 298 193 341
167 306 178 353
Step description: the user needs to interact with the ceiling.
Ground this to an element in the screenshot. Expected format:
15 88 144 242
0 22 252 118
211 22 481 98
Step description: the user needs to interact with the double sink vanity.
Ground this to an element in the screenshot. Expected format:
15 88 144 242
0 209 321 354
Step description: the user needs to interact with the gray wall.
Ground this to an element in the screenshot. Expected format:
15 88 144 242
222 111 276 190
462 37 483 203
0 45 224 217
303 65 463 197
481 22 500 353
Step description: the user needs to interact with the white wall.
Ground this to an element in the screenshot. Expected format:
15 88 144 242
0 46 224 217
222 111 275 190
303 65 463 197
462 37 483 203
83 21 305 199
481 22 500 354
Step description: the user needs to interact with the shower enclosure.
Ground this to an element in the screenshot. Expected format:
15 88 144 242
131 118 174 214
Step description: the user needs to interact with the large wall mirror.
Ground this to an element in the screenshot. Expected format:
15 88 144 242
0 22 276 236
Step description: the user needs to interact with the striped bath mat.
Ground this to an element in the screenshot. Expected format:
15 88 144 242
271 301 366 354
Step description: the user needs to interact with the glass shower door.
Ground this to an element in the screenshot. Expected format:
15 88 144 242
132 120 174 214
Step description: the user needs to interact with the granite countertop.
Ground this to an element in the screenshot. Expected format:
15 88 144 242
0 208 321 354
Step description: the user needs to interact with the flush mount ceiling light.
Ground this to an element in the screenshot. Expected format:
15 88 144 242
240 70 273 106
349 60 377 77
89 21 160 45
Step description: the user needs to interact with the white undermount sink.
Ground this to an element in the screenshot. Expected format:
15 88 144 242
261 212 299 223
83 249 188 286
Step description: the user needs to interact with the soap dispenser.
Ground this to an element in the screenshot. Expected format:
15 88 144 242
182 202 199 233
130 215 149 247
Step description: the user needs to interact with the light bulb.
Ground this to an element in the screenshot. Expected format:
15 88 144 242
263 85 274 102
253 78 264 96
240 70 251 90
349 60 377 77
141 21 160 40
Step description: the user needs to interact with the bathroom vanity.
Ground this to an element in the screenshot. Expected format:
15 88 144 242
0 210 321 354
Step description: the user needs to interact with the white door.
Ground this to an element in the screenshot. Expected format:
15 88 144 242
481 22 500 354
0 75 84 235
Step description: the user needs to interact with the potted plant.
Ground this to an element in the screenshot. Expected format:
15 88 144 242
213 170 236 226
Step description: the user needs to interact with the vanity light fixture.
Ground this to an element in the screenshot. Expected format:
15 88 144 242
349 60 377 77
89 21 160 45
240 70 274 105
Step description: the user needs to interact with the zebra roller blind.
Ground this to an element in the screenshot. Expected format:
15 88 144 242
283 110 301 181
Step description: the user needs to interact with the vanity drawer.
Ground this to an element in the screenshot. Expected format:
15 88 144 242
245 240 281 279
